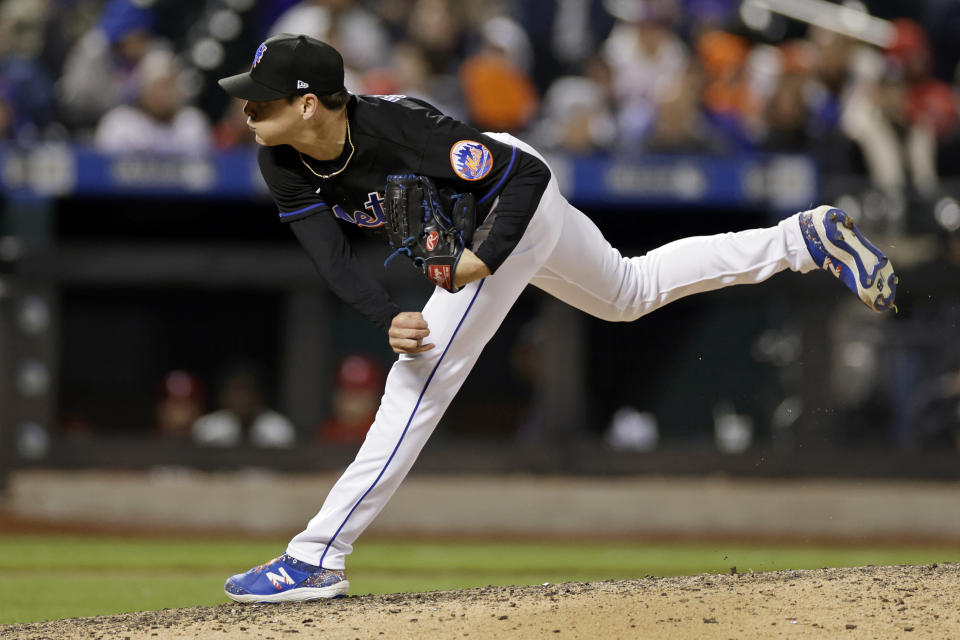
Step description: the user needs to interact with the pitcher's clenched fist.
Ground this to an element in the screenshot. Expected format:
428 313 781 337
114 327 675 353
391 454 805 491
388 311 434 354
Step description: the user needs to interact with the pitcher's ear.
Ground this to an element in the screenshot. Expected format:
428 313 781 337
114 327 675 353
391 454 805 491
300 93 320 120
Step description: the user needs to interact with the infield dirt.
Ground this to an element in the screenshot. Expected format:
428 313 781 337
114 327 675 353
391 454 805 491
3 563 958 639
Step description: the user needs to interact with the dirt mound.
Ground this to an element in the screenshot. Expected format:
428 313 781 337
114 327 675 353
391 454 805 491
3 564 958 639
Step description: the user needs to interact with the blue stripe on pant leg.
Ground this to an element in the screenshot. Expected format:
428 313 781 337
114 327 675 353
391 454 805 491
318 279 486 566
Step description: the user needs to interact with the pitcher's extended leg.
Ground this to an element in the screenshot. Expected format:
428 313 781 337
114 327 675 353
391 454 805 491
531 205 816 321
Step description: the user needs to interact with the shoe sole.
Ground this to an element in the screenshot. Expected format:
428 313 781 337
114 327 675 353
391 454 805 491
809 207 898 312
224 580 350 603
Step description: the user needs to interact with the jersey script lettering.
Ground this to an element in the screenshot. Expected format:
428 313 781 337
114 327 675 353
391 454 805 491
330 191 387 228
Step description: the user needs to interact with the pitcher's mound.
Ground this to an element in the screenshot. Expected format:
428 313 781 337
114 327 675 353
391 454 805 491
5 563 959 639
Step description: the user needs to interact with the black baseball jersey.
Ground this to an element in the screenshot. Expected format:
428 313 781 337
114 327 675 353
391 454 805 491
258 94 551 331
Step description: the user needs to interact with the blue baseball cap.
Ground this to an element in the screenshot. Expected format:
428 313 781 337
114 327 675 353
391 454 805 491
100 0 154 44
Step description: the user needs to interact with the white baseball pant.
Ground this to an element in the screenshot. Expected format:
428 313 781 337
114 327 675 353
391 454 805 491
286 133 817 569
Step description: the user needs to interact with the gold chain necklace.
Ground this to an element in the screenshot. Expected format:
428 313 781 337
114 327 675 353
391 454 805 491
298 118 354 179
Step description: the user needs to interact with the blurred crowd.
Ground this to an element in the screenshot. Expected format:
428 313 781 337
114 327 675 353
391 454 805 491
152 356 383 448
2 0 959 190
5 0 960 453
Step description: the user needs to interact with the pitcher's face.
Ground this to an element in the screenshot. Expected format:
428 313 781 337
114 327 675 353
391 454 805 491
242 98 302 146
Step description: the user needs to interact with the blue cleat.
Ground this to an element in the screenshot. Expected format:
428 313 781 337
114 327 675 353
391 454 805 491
798 205 898 312
224 553 349 603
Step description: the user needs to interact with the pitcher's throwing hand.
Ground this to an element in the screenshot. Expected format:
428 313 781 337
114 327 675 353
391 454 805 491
388 312 434 355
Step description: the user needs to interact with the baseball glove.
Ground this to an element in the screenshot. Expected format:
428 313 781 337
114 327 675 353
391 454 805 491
383 174 475 292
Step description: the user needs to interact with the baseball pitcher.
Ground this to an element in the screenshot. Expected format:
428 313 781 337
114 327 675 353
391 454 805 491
217 34 897 602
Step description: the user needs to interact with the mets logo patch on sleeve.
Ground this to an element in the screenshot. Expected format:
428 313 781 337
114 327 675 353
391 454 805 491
450 140 493 181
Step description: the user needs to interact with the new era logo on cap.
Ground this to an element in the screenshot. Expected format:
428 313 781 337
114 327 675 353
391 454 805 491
297 80 309 89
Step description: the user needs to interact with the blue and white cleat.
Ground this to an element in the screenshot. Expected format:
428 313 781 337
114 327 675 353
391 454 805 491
799 205 898 312
224 553 349 603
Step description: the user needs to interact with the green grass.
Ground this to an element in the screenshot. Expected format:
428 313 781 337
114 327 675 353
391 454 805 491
1 534 958 625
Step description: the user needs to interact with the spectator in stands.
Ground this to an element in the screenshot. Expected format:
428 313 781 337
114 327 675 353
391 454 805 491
516 0 615 95
761 42 815 153
317 355 384 444
58 0 169 134
405 0 468 77
0 61 56 144
696 30 759 150
193 364 295 448
645 64 724 153
374 0 418 43
531 55 617 153
601 0 689 144
676 0 739 41
763 68 811 152
458 15 539 134
94 48 211 155
155 370 205 440
0 0 57 143
842 66 932 199
806 28 855 138
361 41 466 120
890 19 959 190
270 0 390 81
839 19 960 206
798 27 871 179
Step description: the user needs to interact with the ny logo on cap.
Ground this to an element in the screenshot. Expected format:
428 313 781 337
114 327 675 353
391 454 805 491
252 43 267 68
297 80 309 89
